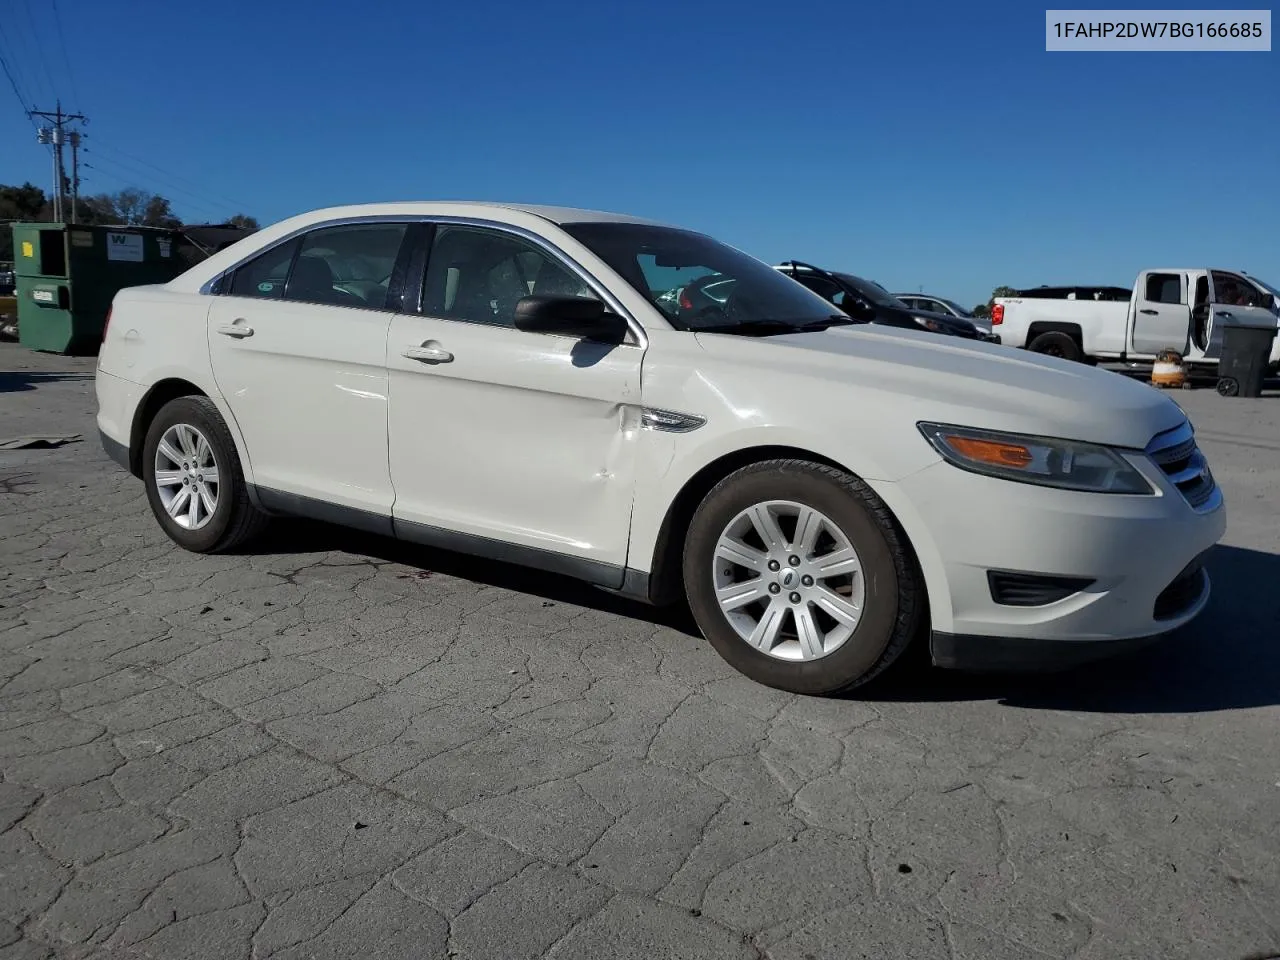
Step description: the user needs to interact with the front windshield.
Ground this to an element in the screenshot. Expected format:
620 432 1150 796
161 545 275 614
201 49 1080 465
832 273 905 309
1250 275 1280 298
561 222 847 333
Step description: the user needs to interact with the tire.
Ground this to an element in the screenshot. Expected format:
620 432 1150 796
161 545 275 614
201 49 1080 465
141 396 268 553
1217 378 1239 397
682 459 923 696
1027 331 1083 362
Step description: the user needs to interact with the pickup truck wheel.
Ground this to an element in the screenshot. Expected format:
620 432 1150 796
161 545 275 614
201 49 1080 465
1027 331 1082 362
682 459 922 696
142 396 268 553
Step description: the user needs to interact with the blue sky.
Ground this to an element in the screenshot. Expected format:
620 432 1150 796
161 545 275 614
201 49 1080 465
2 0 1277 307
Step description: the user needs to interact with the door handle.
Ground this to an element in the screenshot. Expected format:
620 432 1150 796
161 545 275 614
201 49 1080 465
402 344 453 364
217 322 254 338
1218 311 1233 319
1139 309 1158 315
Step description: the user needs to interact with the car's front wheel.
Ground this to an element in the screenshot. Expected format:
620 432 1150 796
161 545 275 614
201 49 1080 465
682 459 923 696
142 396 267 553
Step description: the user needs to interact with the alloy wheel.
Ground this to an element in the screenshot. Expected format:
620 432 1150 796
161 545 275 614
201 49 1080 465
153 423 219 530
712 499 865 661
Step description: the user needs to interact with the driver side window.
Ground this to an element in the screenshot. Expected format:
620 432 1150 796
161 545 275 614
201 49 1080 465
420 226 592 328
1211 271 1261 308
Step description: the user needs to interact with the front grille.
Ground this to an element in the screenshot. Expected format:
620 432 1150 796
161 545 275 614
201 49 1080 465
1153 556 1208 620
1146 422 1217 509
987 571 1095 606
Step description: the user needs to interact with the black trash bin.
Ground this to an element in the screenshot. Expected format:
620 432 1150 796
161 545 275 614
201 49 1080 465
1216 325 1276 397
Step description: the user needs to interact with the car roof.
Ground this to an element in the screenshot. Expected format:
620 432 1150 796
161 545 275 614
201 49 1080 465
289 201 673 227
167 201 681 293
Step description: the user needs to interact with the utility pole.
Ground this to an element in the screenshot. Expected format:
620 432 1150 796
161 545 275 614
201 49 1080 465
69 131 82 224
36 127 59 221
30 101 87 224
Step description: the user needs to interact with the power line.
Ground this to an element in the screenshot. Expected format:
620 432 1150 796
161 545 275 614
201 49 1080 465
88 139 252 211
0 28 44 135
0 44 39 132
81 161 232 226
84 149 234 218
82 154 233 222
48 0 81 110
15 0 59 105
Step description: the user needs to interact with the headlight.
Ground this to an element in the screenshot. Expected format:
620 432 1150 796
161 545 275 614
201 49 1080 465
917 422 1153 494
913 316 945 333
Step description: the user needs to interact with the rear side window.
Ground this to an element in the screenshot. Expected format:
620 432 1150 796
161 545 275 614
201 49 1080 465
284 223 409 309
1144 273 1181 305
230 239 300 299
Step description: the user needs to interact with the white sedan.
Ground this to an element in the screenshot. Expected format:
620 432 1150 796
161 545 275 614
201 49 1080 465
96 202 1224 695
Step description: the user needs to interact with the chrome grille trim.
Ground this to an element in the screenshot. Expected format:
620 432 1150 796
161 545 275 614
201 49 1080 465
1146 421 1218 510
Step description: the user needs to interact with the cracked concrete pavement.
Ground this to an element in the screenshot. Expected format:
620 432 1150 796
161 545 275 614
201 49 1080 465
2 342 1279 960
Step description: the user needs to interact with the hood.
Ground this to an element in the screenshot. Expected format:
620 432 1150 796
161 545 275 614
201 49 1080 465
694 324 1186 450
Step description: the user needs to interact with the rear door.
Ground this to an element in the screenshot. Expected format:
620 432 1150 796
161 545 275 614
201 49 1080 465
1129 271 1189 355
206 220 413 521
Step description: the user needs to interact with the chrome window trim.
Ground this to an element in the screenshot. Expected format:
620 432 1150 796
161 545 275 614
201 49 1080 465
199 213 649 349
210 221 413 315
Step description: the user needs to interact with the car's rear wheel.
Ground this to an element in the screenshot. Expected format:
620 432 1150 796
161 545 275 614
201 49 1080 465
142 396 267 553
1027 331 1082 362
682 459 922 695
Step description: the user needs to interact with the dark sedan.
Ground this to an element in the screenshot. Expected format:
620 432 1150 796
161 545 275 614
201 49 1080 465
775 261 998 342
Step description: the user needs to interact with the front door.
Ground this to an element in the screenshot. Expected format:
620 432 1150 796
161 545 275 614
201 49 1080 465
385 222 644 584
1129 271 1189 355
1203 270 1278 359
206 221 411 519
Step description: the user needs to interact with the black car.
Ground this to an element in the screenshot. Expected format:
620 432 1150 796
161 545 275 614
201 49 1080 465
775 261 998 342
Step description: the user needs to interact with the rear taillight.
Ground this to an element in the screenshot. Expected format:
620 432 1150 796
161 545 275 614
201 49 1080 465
679 291 693 310
991 303 1004 325
102 306 112 342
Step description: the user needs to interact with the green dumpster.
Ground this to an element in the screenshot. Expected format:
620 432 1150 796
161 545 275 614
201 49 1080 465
11 222 194 355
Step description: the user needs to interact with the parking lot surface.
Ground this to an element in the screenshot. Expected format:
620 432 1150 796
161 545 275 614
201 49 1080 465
2 341 1279 960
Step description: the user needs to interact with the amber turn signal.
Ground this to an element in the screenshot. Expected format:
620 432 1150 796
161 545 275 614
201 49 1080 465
942 435 1033 468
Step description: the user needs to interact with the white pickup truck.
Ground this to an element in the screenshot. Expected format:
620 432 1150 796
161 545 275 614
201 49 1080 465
992 268 1280 370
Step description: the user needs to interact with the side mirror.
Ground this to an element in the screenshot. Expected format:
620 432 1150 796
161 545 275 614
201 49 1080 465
513 295 626 342
845 297 874 320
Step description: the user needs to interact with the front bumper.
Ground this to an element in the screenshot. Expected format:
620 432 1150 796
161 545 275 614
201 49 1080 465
930 628 1169 671
930 560 1210 671
871 457 1226 651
